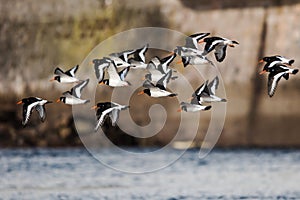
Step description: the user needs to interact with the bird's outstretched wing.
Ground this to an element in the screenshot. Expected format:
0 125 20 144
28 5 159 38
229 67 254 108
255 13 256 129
54 67 65 75
156 70 172 90
118 67 130 81
22 102 38 126
268 72 285 97
35 105 46 122
107 62 121 81
63 79 89 98
133 44 149 63
65 65 79 77
214 45 227 62
185 33 210 50
94 107 115 131
94 59 110 82
143 80 156 88
158 53 176 74
208 76 219 95
109 109 120 126
193 80 208 97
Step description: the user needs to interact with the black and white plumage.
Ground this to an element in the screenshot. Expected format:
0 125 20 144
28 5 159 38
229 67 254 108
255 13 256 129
259 55 295 72
260 63 299 97
17 97 52 126
177 53 214 68
127 44 149 69
202 36 239 62
179 102 211 112
175 34 213 67
93 58 111 83
145 55 178 83
57 79 90 105
108 49 135 68
139 71 177 98
192 77 227 103
133 44 149 63
51 65 80 83
99 63 130 87
157 53 176 74
184 32 210 50
92 102 129 131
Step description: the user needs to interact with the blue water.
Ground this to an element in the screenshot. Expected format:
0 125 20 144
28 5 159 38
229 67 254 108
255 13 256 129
0 148 300 199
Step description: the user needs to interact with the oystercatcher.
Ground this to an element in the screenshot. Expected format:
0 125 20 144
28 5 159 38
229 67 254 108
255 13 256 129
93 58 111 83
260 63 298 97
145 55 178 83
259 55 295 72
202 36 239 62
184 32 210 50
193 77 227 103
99 63 130 87
17 97 52 126
138 71 177 98
57 79 90 105
92 102 129 131
50 65 80 83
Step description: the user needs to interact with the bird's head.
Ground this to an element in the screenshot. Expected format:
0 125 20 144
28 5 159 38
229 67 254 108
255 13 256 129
50 76 60 82
138 89 150 96
98 80 109 85
56 97 65 103
228 40 239 47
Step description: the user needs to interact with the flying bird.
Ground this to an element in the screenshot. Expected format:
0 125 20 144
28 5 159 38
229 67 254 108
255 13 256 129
108 49 136 68
259 55 295 71
92 102 129 131
17 97 52 126
145 55 178 83
201 36 239 62
184 32 210 50
260 63 298 97
50 65 80 83
57 79 90 105
139 70 177 98
99 63 130 87
192 77 227 103
93 58 111 83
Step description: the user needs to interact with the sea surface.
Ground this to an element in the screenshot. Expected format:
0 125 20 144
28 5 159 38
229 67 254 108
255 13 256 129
0 148 300 200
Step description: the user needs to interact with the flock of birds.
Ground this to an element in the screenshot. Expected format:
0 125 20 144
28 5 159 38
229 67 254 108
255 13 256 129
17 32 299 132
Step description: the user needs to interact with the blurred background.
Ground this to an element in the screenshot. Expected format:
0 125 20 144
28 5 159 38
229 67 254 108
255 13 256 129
1 0 300 148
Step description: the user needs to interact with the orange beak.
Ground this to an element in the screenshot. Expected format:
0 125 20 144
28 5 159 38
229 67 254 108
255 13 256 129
98 82 105 85
137 91 144 95
198 39 205 44
141 77 146 81
16 100 22 105
177 108 182 112
259 70 267 75
49 77 55 82
258 59 264 63
56 99 61 103
91 105 98 110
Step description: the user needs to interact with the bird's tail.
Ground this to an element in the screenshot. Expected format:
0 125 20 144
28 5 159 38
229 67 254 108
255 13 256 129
169 93 178 97
292 69 299 75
